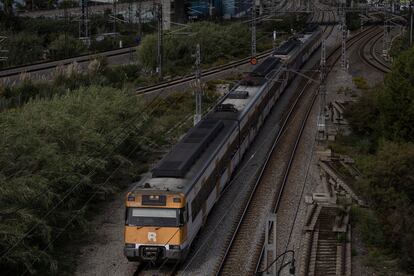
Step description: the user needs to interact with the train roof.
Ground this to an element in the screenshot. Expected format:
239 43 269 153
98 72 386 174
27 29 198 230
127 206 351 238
133 57 283 195
252 56 281 77
140 119 237 194
273 38 300 55
152 119 224 178
303 23 319 33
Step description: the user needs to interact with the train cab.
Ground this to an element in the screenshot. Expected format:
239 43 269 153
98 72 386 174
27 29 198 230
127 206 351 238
123 191 189 263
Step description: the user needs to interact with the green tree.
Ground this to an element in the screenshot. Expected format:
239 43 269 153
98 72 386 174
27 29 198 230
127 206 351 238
5 32 44 66
379 47 414 142
137 21 250 75
357 142 414 269
0 84 218 274
344 88 379 138
47 34 86 59
0 0 14 17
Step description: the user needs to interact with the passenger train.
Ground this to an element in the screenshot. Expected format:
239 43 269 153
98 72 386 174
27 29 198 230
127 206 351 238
124 24 322 263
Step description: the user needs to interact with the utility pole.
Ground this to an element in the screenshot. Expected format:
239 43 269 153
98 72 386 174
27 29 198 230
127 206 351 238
410 1 413 47
264 214 277 275
194 43 202 125
383 20 391 60
64 2 69 57
128 0 133 23
113 0 117 34
272 30 277 52
251 0 257 62
137 0 143 38
317 40 327 141
0 36 8 62
79 0 90 45
339 3 347 71
156 1 163 80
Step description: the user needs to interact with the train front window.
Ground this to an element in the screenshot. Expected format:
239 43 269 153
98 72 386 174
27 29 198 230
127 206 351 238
126 208 182 227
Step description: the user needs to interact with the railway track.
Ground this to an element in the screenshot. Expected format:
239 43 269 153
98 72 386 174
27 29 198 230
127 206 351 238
0 46 136 78
359 27 391 73
133 8 336 275
134 9 382 276
133 259 180 276
0 0 287 82
136 8 336 97
215 23 379 276
134 49 273 96
216 56 320 276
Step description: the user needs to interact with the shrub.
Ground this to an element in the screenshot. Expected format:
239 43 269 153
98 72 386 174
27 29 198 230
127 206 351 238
47 34 86 59
5 32 44 66
0 86 219 274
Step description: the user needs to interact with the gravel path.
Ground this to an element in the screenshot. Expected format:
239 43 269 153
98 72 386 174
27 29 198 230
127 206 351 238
74 175 152 276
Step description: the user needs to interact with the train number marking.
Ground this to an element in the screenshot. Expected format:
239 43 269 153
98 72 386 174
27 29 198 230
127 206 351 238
148 232 157 242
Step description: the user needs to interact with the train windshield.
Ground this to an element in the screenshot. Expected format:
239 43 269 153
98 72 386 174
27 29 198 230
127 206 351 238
126 208 181 227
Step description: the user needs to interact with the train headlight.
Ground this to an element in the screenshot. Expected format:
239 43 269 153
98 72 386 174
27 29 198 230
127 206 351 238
169 245 180 250
125 243 135 248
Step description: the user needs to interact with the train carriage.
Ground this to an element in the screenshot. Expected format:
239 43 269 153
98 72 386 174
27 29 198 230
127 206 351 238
124 25 322 263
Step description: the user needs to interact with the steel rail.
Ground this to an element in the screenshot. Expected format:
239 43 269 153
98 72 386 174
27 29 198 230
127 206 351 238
0 46 136 78
216 22 379 276
216 10 335 275
254 23 381 276
135 11 337 97
362 29 392 73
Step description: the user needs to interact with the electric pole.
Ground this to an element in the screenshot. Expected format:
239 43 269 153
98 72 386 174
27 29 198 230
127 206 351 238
137 0 143 38
339 3 347 71
272 30 277 52
0 36 7 62
113 0 117 34
383 20 391 60
410 1 413 47
64 2 69 57
128 0 133 24
317 40 327 141
194 43 202 125
79 0 90 45
251 0 257 62
156 1 163 80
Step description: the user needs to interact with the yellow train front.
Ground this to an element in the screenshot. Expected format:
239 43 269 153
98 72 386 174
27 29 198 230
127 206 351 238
124 192 188 262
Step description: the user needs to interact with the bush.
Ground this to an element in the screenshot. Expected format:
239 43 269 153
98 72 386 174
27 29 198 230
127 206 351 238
0 86 219 274
379 48 414 142
102 64 142 88
48 34 86 60
5 32 44 66
341 46 414 272
351 207 385 247
353 76 369 90
343 88 379 139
